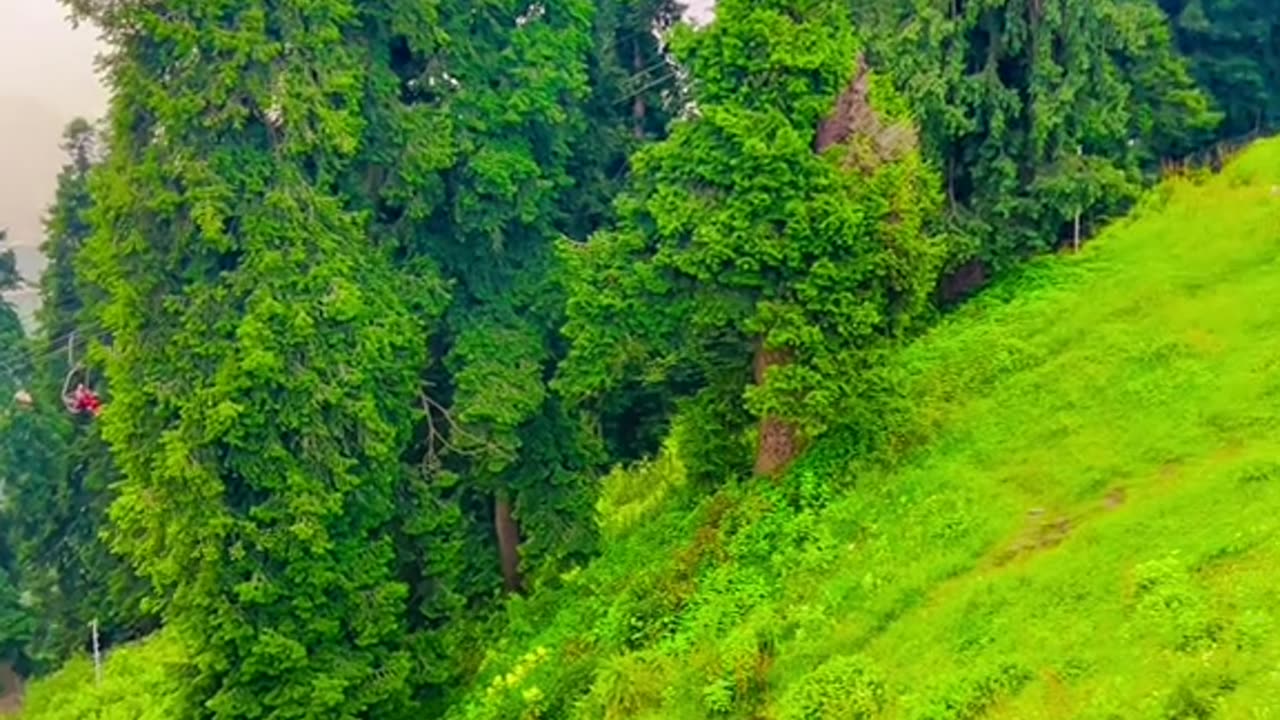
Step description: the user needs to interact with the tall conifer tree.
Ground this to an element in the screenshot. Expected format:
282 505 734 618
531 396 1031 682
855 0 1220 274
559 0 947 478
359 0 684 598
0 119 154 670
62 1 431 716
1157 0 1280 138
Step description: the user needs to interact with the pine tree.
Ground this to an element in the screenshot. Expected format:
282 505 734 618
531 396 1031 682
38 119 96 351
1157 0 1279 139
0 537 32 672
359 0 684 602
854 0 1221 276
0 232 36 672
0 393 65 674
0 119 154 670
558 0 948 479
63 1 434 716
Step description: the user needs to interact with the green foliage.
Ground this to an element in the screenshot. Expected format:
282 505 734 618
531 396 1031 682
571 651 671 720
0 119 153 672
777 654 885 720
0 532 33 668
0 405 70 666
358 0 685 599
909 663 1033 720
37 118 96 346
0 235 36 669
444 140 1280 718
856 0 1222 269
15 2 692 713
16 630 186 720
596 435 687 539
0 240 25 399
1158 0 1280 138
18 2 1280 718
0 236 21 295
63 1 434 716
559 0 948 475
1132 557 1220 652
575 0 686 230
458 645 555 720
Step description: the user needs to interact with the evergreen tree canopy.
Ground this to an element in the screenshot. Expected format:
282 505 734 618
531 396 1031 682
0 541 32 669
0 119 153 671
1158 0 1280 138
855 0 1221 270
14 0 1280 716
0 233 35 669
62 1 434 716
358 0 685 599
559 0 948 478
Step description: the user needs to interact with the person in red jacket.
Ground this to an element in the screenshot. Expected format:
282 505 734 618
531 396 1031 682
69 383 103 418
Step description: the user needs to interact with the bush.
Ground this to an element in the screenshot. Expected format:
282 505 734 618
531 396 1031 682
596 436 688 539
17 631 184 720
778 654 885 720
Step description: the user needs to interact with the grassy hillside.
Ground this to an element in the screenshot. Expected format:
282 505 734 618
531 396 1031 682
14 140 1280 718
448 139 1280 719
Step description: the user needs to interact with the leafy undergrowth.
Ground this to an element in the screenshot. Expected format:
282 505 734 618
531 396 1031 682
14 141 1280 718
450 140 1280 719
14 630 183 719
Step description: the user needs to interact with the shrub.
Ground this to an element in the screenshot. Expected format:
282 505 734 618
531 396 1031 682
778 654 886 720
596 436 688 539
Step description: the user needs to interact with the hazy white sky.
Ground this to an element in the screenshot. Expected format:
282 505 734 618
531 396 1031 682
686 0 715 23
0 1 105 118
1 0 104 283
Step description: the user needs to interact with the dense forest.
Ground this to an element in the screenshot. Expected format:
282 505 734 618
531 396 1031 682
1 0 1278 717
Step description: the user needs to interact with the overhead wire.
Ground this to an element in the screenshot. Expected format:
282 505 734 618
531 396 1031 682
0 319 102 376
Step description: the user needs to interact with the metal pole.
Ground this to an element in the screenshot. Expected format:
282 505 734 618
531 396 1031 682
91 618 102 685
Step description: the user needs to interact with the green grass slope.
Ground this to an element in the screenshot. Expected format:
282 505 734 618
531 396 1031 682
452 140 1280 719
12 141 1280 719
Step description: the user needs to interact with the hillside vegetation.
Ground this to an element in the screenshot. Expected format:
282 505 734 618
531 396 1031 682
18 135 1280 720
448 140 1280 718
5 1 1280 716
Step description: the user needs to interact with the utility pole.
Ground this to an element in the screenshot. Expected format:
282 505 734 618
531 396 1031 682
1075 141 1085 251
91 618 102 685
1074 145 1084 253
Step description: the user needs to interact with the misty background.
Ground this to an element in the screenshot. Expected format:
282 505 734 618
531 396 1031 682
1 0 104 324
0 0 713 325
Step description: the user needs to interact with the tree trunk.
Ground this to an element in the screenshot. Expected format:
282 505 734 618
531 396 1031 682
494 492 523 594
632 37 647 139
947 153 957 212
0 662 23 714
1073 209 1081 252
752 67 877 478
752 343 802 478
